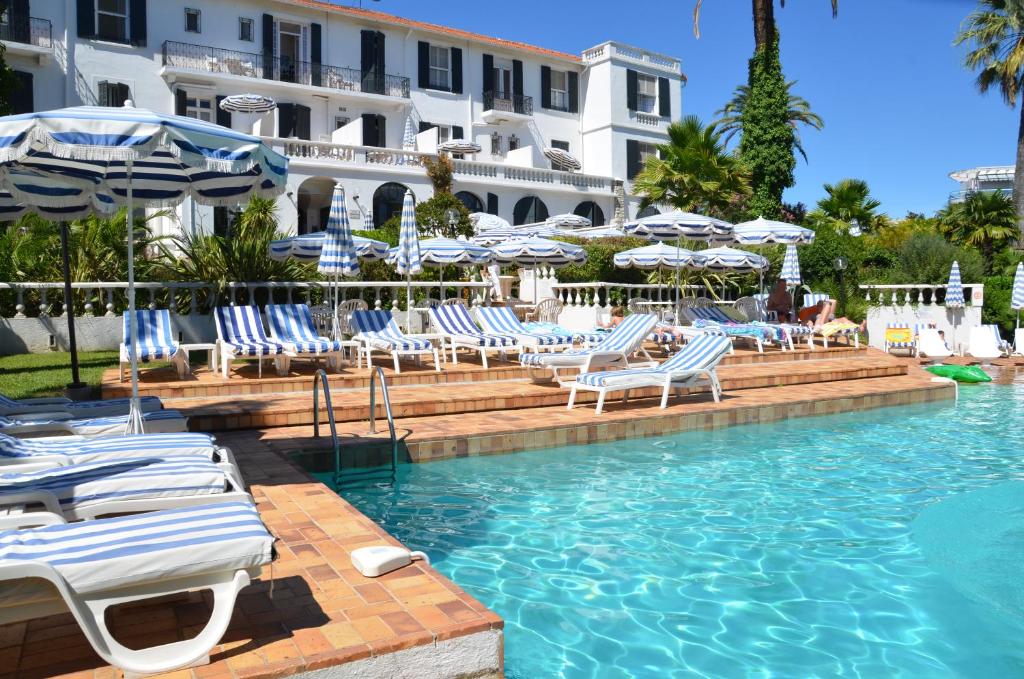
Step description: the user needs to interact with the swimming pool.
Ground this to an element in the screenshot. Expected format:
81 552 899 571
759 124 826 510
342 381 1024 678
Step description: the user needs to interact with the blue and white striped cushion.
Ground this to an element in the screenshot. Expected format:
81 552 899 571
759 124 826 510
0 393 162 415
576 334 730 387
802 293 831 309
0 501 272 595
266 304 344 354
574 332 605 344
477 307 571 346
214 306 285 356
649 331 677 344
520 315 655 366
351 310 432 351
429 306 517 347
0 457 228 511
123 310 180 362
0 432 218 463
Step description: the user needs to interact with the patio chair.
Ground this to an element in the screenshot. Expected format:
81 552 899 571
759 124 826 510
883 323 916 355
520 313 658 384
0 392 163 419
337 298 369 336
678 307 766 353
0 409 188 438
350 309 440 373
266 303 349 371
120 309 188 381
569 333 732 414
475 306 574 353
428 305 518 368
528 297 563 323
987 324 1013 356
0 456 250 528
214 306 290 378
917 328 953 362
967 325 1002 365
0 501 274 676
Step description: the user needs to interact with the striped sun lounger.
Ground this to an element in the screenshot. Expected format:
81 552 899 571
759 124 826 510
0 456 249 527
266 303 348 370
350 310 440 373
428 305 517 369
214 305 290 378
0 501 274 675
475 306 574 352
120 309 188 381
0 409 188 438
569 333 733 414
0 392 162 419
520 314 658 384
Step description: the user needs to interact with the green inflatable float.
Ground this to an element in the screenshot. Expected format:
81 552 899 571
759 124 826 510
925 364 992 383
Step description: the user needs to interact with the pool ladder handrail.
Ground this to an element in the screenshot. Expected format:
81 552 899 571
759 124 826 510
368 366 399 471
312 369 341 481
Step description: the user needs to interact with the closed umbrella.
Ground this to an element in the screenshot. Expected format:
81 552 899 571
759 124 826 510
780 244 802 318
491 236 586 302
395 191 422 330
0 104 287 432
387 238 493 301
402 115 417 150
317 185 361 338
1011 262 1024 328
946 260 965 353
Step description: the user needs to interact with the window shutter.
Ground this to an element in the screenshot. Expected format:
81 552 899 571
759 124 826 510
115 83 130 106
452 125 464 141
10 0 29 43
540 66 551 109
296 104 311 140
374 32 385 94
626 139 640 179
77 0 95 38
360 30 376 93
451 47 463 94
362 113 378 146
626 69 638 112
486 192 498 216
98 81 110 107
216 95 232 128
310 23 322 87
278 103 296 138
482 54 494 94
419 121 432 133
658 77 671 117
129 0 146 46
512 59 523 97
174 88 187 116
377 114 386 147
262 14 274 80
568 71 579 113
418 41 430 89
10 71 33 115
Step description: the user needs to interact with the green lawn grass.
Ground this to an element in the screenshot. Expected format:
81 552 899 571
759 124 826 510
0 351 124 400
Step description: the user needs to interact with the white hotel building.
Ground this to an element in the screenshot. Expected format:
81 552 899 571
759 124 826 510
1 0 684 237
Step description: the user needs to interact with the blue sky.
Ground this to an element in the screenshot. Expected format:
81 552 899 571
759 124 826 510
345 0 1012 217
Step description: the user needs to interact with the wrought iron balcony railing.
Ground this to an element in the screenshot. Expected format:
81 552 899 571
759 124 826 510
483 90 533 116
0 16 52 49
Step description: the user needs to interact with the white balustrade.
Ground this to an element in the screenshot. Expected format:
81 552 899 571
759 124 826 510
859 283 984 307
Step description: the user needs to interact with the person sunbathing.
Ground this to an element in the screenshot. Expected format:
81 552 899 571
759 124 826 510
798 298 866 332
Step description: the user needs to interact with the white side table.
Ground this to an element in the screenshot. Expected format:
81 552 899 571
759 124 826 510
180 342 218 376
406 332 448 365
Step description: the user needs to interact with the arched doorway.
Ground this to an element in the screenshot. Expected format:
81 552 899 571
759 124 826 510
574 201 605 227
636 205 660 219
455 191 483 214
513 196 549 225
373 182 412 228
296 177 335 234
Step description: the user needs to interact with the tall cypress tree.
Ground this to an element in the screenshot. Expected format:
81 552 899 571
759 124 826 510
739 34 795 220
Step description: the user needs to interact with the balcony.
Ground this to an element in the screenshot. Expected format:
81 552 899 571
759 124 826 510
949 187 1013 203
161 41 410 100
0 16 52 62
481 91 533 124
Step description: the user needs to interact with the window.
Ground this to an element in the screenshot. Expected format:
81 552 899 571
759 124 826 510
184 8 200 33
184 95 213 122
455 191 483 213
508 134 520 152
638 141 658 164
373 183 412 228
96 0 128 42
429 45 450 90
513 196 549 225
334 115 350 130
98 80 130 107
551 140 570 152
549 70 568 111
637 74 658 114
574 201 605 227
239 17 254 42
490 133 502 156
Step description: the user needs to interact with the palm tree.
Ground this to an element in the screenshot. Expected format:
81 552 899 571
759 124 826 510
956 0 1024 233
632 115 751 215
938 190 1018 268
715 80 824 161
816 179 882 230
693 0 838 45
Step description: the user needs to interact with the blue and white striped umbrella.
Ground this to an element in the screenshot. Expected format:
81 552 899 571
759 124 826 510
702 246 769 273
218 94 276 114
732 216 815 245
613 242 705 270
317 185 359 278
546 213 591 229
470 212 510 232
472 225 559 245
395 191 422 325
1011 262 1024 311
268 233 389 262
402 115 417 150
945 260 964 308
780 244 802 286
491 236 586 302
387 238 493 267
624 210 733 243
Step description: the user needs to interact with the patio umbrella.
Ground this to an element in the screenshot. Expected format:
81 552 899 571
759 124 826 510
564 225 627 239
614 242 706 299
491 236 586 302
546 213 591 229
402 115 417 150
394 191 423 329
437 139 482 154
1012 262 1024 328
702 246 769 273
625 211 734 299
732 216 815 245
317 185 361 338
218 94 276 135
268 233 389 262
470 212 510 232
387 238 494 301
780 244 802 317
0 103 288 432
543 147 581 171
946 260 965 353
471 226 559 246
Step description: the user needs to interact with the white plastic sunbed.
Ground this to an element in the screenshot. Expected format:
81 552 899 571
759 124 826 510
0 392 163 419
428 304 518 368
520 313 658 384
0 501 274 676
569 333 732 414
214 305 291 378
120 309 189 381
917 328 953 362
968 325 1002 365
350 309 441 373
0 409 188 438
266 303 349 371
0 456 249 529
475 305 575 352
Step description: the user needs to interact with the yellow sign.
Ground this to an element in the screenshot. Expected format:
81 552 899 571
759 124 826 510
885 327 912 344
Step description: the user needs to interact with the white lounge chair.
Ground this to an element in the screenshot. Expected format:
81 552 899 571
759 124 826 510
1015 328 1024 357
120 309 189 381
475 305 575 352
520 313 658 384
568 333 732 414
266 303 349 371
214 305 290 378
0 456 249 528
428 304 518 368
0 501 273 676
0 392 163 419
350 309 440 373
917 328 953 362
0 409 188 438
968 325 1002 365
678 307 768 352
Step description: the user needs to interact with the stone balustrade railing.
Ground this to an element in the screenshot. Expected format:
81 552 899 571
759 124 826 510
551 282 705 309
859 283 984 307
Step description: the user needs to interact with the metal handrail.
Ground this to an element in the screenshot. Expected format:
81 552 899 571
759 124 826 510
312 369 341 483
368 366 399 472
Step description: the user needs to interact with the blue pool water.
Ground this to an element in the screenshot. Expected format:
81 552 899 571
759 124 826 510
341 382 1024 678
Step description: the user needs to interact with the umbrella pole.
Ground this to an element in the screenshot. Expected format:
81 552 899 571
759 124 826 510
406 273 413 333
59 222 85 393
439 266 445 302
675 236 681 301
125 160 143 434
